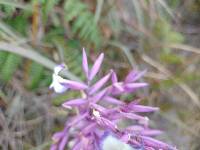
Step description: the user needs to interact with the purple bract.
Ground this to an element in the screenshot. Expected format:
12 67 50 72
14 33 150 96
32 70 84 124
50 48 176 150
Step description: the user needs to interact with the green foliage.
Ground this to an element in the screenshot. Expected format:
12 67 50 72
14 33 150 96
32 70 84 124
0 10 52 89
53 37 85 80
40 71 52 87
153 18 184 45
0 1 199 149
160 73 200 89
25 62 52 90
0 51 8 70
5 15 28 35
0 53 22 82
64 0 101 47
0 0 101 90
167 0 180 8
40 0 60 23
0 15 29 83
52 91 81 106
65 49 83 76
26 62 44 90
160 52 183 64
0 2 16 17
46 37 85 104
161 78 175 89
182 73 200 83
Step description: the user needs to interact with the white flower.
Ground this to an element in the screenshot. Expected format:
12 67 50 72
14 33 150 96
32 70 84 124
49 64 68 93
102 135 134 150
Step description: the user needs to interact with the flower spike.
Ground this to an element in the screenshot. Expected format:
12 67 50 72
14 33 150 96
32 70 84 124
50 49 176 150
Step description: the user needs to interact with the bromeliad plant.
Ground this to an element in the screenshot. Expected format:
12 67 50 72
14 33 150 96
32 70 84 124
50 49 176 150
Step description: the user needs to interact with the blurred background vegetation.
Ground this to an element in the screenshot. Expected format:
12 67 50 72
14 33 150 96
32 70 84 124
0 0 200 149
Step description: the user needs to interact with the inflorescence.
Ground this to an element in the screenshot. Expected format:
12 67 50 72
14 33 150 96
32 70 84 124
50 48 176 150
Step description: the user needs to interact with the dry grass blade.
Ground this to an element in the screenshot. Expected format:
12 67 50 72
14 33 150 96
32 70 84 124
144 71 167 80
0 42 55 70
168 44 200 55
157 0 175 19
109 41 138 69
0 1 32 11
95 0 104 24
159 111 200 138
0 22 19 40
141 54 200 108
0 42 81 81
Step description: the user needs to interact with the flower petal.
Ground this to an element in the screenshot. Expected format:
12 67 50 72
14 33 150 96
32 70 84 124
104 96 125 105
111 71 118 83
54 64 65 75
81 123 97 134
52 131 64 142
50 144 57 150
142 136 172 149
111 82 124 95
101 135 134 150
58 134 68 150
126 105 159 113
125 125 144 132
72 141 81 150
125 70 137 83
90 103 107 115
89 72 111 95
50 74 68 93
68 112 88 127
89 53 104 80
62 98 87 109
125 70 146 83
82 48 89 78
116 111 145 121
141 130 163 136
96 116 118 132
92 88 107 103
125 126 163 136
125 83 148 89
61 79 88 90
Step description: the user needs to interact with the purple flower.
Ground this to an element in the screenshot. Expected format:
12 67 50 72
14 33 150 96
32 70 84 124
50 48 176 150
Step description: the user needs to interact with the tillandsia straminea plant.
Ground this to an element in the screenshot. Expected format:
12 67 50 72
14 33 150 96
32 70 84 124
50 48 177 150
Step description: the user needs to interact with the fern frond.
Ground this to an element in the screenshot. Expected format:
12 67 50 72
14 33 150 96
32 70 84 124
0 53 22 82
39 70 52 87
0 51 8 70
65 0 87 21
52 37 84 79
64 0 101 47
26 62 44 90
0 3 16 17
41 0 61 23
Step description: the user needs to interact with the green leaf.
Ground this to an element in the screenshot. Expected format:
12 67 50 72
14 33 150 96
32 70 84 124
0 51 8 70
26 62 44 90
5 15 28 35
0 53 22 82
